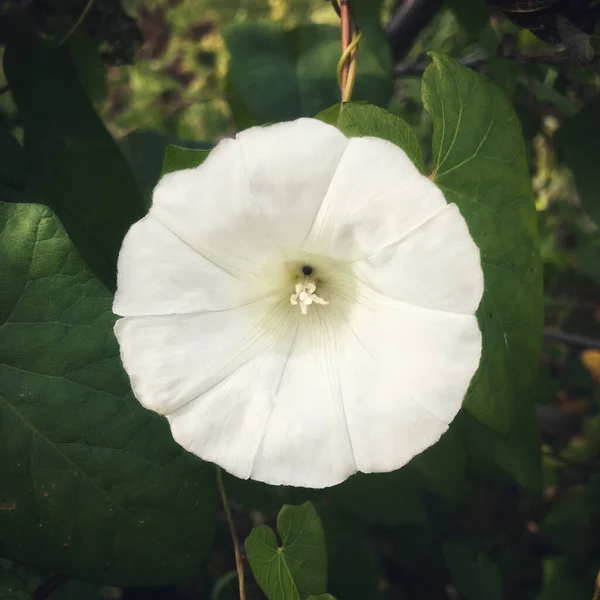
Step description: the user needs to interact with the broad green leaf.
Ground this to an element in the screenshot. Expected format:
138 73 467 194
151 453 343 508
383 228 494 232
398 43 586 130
3 24 146 290
224 22 393 126
66 30 107 106
330 470 426 527
162 146 211 176
245 502 327 600
556 96 600 227
334 103 424 172
423 52 543 436
0 202 217 585
443 541 503 600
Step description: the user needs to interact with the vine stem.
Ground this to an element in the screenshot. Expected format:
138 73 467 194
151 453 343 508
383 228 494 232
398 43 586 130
339 0 352 95
216 468 246 600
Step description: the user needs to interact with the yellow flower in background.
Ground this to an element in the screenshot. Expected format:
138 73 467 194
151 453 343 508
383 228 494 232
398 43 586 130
113 118 484 488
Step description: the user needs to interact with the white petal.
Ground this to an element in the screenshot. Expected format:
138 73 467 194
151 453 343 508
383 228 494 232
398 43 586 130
150 119 348 276
235 119 349 248
354 203 484 315
114 297 285 415
113 214 252 317
333 284 481 473
304 136 447 261
249 312 357 488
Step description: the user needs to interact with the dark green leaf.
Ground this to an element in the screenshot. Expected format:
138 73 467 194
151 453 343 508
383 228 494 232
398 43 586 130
556 96 600 227
66 30 107 105
443 541 503 600
308 596 337 600
120 131 211 203
330 469 426 527
319 509 381 600
412 427 468 505
423 52 543 436
0 126 25 190
224 22 393 126
445 0 490 38
3 24 146 290
162 146 211 176
245 502 327 600
0 202 217 585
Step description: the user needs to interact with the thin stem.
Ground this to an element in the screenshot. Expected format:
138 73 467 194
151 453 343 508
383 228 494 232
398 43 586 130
216 468 246 600
544 328 600 350
339 0 352 95
59 0 96 46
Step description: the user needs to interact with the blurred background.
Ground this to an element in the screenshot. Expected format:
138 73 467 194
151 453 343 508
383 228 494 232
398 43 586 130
1 0 600 599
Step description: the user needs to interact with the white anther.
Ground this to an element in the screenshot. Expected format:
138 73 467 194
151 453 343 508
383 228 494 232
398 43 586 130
290 279 329 315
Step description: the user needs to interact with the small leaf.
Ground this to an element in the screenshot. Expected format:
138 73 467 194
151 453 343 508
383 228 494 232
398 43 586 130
0 202 217 585
245 502 327 600
423 52 543 437
3 24 146 290
162 146 211 176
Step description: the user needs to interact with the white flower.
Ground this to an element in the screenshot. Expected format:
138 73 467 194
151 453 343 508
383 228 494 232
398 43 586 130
113 118 483 489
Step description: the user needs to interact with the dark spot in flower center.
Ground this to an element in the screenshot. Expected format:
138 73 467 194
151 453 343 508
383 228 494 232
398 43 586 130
302 265 313 276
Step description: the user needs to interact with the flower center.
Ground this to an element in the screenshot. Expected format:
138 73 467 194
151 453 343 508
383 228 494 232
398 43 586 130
289 272 329 315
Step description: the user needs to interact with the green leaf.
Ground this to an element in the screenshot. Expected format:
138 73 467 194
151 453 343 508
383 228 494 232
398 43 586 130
334 103 425 172
0 202 217 585
308 596 337 600
224 22 393 126
445 0 490 38
556 96 600 227
443 541 503 600
412 427 468 506
119 131 211 203
162 146 211 176
330 469 426 527
423 52 543 436
3 24 146 291
66 30 107 106
245 502 327 600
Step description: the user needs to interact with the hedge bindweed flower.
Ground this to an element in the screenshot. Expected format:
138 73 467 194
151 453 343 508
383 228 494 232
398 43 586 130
113 118 483 489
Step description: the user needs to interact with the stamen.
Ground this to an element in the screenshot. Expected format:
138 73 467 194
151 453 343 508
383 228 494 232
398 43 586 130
290 278 329 315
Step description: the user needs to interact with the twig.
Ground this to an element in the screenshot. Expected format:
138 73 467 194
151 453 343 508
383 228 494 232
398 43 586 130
58 0 96 45
33 575 68 600
544 328 600 350
216 468 246 600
